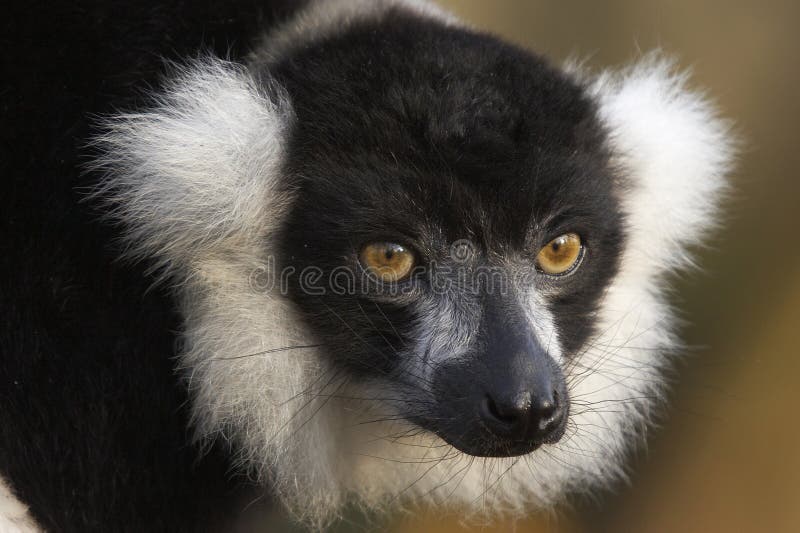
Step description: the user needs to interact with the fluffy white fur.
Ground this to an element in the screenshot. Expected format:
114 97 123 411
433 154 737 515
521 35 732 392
588 54 734 273
91 12 734 531
91 58 295 277
0 476 40 532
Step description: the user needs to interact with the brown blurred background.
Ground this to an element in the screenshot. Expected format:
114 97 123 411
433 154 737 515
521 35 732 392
389 1 800 532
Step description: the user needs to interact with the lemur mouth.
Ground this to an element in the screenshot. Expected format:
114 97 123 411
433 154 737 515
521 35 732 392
433 423 567 458
445 437 545 458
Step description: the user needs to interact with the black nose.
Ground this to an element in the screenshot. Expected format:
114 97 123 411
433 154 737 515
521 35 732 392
480 389 566 444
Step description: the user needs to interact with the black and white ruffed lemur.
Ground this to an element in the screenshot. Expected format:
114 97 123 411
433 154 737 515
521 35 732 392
0 0 734 530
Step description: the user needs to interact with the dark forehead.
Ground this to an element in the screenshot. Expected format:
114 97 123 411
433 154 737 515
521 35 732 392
268 14 615 245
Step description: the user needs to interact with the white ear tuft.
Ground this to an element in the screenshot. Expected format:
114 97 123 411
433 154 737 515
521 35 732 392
90 57 293 280
590 53 736 273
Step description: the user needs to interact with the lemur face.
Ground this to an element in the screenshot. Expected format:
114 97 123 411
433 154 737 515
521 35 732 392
275 20 625 457
94 0 732 526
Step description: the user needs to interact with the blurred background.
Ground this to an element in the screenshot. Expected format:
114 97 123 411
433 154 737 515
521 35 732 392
389 1 799 532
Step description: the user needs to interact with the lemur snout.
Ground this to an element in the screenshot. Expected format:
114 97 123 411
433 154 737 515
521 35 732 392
429 299 569 457
431 349 569 457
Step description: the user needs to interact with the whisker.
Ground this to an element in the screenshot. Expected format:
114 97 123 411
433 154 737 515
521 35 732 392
204 343 323 362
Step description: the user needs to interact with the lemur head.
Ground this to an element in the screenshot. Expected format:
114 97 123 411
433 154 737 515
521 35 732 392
272 12 627 460
93 0 733 527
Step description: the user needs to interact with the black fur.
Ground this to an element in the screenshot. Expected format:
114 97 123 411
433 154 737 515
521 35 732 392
1 1 304 531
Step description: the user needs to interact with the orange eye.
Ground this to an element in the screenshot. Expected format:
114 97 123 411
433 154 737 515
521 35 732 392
359 242 416 282
536 233 583 275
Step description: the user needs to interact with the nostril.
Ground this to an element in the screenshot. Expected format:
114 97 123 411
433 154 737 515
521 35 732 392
482 395 522 426
537 390 566 434
536 390 559 420
484 395 508 423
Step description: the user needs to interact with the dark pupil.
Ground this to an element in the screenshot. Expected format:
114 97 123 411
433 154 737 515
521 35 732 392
551 239 563 253
384 248 395 260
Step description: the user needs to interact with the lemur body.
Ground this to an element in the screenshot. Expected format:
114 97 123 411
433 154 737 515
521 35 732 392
0 0 733 530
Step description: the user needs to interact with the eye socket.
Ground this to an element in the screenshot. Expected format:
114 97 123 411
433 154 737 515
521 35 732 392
536 233 583 276
359 242 416 283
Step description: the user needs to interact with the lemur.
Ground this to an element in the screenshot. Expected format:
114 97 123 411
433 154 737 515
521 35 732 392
0 0 733 530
